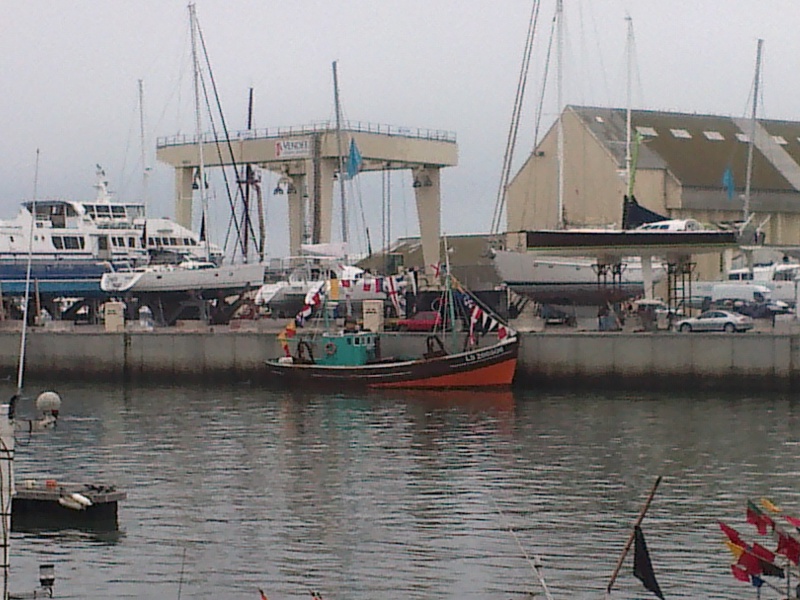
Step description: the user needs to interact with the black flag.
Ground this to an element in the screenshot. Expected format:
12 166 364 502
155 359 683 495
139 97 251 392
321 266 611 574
634 525 665 599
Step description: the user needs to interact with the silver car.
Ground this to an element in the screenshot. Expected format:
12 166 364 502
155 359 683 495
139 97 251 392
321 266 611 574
676 310 754 333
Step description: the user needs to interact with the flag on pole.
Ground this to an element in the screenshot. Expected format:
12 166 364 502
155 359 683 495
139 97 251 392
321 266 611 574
722 166 735 201
746 500 774 535
346 138 362 179
633 526 665 600
720 521 745 545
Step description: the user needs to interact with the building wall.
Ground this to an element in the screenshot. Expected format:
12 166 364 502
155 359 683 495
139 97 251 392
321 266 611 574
506 107 800 283
507 108 674 232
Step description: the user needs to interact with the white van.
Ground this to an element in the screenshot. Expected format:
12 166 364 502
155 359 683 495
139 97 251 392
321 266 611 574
710 283 771 304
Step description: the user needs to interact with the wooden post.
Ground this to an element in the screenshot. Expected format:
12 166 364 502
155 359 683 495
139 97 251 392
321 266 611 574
606 475 662 596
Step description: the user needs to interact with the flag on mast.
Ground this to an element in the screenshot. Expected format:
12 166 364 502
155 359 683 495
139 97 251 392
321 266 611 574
633 525 665 600
346 138 362 179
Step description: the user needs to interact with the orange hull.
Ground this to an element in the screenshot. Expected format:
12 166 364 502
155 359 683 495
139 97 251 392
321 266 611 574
371 357 518 389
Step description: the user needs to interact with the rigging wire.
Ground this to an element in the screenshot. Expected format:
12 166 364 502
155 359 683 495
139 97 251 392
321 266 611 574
490 0 542 235
518 4 556 231
194 16 256 262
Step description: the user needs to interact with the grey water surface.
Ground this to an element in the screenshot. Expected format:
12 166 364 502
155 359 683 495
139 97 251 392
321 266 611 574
8 382 800 599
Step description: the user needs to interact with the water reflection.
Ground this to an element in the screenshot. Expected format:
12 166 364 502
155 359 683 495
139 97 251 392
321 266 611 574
4 382 800 599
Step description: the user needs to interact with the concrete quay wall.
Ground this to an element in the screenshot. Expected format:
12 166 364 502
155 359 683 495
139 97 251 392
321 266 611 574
0 326 794 390
519 332 796 391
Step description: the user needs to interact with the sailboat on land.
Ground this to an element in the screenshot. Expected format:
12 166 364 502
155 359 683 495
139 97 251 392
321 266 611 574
101 4 264 298
490 7 674 305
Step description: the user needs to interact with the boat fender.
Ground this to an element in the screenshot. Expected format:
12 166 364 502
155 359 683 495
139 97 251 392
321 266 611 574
58 496 85 511
70 492 93 508
325 342 337 356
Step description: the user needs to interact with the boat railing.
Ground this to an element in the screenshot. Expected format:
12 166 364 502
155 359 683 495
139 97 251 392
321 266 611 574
157 120 457 148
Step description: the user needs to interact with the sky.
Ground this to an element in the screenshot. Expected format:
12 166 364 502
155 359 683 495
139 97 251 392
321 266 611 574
1 1 799 259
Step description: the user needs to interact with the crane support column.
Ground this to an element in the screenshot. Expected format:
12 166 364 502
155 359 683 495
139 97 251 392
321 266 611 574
286 174 305 257
413 167 442 276
175 167 194 230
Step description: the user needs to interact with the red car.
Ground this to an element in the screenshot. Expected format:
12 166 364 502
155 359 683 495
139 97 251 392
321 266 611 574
395 311 443 332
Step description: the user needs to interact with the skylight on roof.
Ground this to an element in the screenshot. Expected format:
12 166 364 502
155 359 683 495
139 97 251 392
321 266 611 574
636 126 657 137
670 128 692 139
773 135 788 145
736 133 750 143
704 131 724 141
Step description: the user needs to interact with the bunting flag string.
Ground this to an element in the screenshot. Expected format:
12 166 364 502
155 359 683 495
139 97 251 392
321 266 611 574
722 498 800 591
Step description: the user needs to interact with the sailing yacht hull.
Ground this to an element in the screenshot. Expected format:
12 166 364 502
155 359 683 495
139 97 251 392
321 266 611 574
101 263 264 295
492 250 658 304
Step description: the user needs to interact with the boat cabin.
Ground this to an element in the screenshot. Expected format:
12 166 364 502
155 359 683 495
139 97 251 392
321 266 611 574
313 332 378 367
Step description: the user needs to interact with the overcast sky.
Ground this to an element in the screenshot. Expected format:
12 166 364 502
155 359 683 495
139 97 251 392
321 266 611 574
1 1 798 258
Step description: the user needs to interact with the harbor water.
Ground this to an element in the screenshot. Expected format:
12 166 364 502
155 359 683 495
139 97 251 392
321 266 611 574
9 381 800 599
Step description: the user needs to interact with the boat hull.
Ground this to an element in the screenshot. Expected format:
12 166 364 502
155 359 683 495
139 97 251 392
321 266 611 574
101 263 264 294
265 338 519 389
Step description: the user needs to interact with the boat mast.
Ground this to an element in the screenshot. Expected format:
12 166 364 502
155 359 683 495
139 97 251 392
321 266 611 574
555 0 565 229
743 38 763 224
624 14 633 196
138 79 149 210
190 3 210 262
243 88 253 263
332 61 348 250
16 149 39 395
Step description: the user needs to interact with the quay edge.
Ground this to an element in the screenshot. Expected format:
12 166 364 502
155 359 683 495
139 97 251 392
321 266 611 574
0 327 796 392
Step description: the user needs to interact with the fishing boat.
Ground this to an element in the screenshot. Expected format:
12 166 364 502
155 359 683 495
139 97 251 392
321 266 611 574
266 248 518 388
266 328 518 389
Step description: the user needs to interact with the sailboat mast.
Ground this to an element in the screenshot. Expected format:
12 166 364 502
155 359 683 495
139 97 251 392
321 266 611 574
744 38 763 223
624 15 633 195
190 3 210 262
17 150 39 394
555 0 565 229
332 61 348 246
243 87 254 262
138 79 149 209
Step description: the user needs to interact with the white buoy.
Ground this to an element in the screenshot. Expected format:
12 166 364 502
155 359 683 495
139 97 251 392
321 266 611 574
35 392 61 415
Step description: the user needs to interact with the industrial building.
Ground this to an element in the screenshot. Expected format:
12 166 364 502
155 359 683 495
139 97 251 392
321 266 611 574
505 105 800 278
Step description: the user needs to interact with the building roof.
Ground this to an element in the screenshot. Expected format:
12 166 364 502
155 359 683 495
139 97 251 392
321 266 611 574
570 106 800 193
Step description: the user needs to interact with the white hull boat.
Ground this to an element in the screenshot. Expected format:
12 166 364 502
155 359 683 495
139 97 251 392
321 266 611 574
101 261 264 294
491 249 665 304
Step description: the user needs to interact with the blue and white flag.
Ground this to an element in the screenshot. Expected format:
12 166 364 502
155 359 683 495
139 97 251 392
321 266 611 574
346 138 362 180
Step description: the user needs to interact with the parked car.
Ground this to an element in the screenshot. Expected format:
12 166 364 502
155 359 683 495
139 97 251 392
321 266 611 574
395 311 444 332
675 310 754 333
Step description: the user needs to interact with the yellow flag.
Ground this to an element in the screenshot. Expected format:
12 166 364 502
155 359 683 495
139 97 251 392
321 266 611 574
725 539 745 559
329 278 340 301
761 498 781 513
